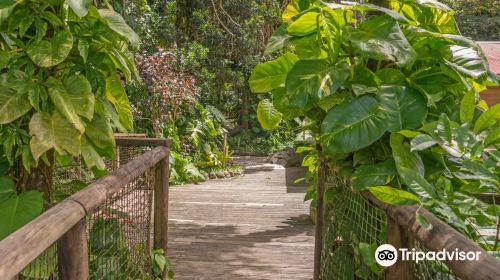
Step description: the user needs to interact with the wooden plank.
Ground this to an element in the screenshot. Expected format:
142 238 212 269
154 149 170 254
58 219 89 280
363 191 500 280
114 133 148 138
115 137 170 147
0 200 86 279
70 146 169 213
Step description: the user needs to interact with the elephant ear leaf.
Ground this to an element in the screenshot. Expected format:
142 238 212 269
105 73 133 131
0 176 43 239
26 30 73 67
0 77 31 124
257 99 283 130
249 53 298 93
377 86 427 132
348 15 416 67
29 111 81 160
321 96 387 153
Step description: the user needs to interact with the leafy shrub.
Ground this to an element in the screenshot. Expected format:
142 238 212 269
250 0 499 251
442 0 499 40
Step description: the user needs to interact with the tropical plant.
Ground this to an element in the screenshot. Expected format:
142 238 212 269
249 0 499 253
0 0 138 239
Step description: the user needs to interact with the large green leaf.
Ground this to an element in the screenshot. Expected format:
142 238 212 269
98 9 140 49
264 24 292 55
66 0 88 17
343 1 410 24
47 78 85 133
285 59 332 108
0 190 43 240
105 73 133 130
368 186 420 205
257 99 283 130
460 91 476 124
410 134 437 151
0 176 15 203
81 136 105 170
321 96 387 153
26 30 73 67
63 74 94 120
272 88 303 119
444 45 489 78
377 86 427 132
474 104 500 133
0 78 31 124
29 111 81 160
287 11 319 36
347 15 416 67
249 53 298 93
352 160 396 190
85 113 115 157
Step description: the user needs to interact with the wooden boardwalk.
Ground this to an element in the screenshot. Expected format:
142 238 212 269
167 157 314 280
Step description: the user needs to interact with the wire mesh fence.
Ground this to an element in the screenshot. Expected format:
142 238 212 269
18 142 160 280
320 172 460 280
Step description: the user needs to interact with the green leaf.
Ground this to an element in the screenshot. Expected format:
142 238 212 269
63 75 94 120
287 11 318 36
285 59 332 108
249 53 298 93
416 212 433 230
0 190 43 240
66 0 88 17
0 50 10 69
29 111 81 160
474 104 500 133
0 79 31 124
0 176 15 203
26 29 73 67
272 88 303 119
368 186 420 205
47 77 85 133
444 45 488 78
85 113 115 157
257 99 283 130
0 0 15 9
347 16 416 67
321 96 387 153
460 91 476 124
81 136 105 170
78 39 89 62
264 24 292 55
98 9 140 49
105 73 133 131
377 86 427 132
352 160 396 190
391 133 424 174
410 134 437 151
484 124 500 146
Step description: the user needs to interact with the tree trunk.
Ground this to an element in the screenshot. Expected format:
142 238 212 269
18 150 54 208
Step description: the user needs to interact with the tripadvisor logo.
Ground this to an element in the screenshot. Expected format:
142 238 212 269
375 244 482 267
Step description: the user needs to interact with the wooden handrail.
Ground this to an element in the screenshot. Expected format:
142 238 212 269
362 191 500 280
0 146 169 279
115 136 171 147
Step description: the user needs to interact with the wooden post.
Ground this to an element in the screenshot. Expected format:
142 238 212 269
58 219 89 280
154 149 170 254
313 145 326 280
386 216 411 280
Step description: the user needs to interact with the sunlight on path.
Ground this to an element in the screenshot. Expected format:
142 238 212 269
168 157 314 280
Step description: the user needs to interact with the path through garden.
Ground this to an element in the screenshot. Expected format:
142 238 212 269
168 157 314 279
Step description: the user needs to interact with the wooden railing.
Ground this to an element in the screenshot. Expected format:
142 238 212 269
0 137 170 280
318 172 500 280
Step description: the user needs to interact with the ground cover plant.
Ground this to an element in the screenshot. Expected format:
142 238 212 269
249 0 499 263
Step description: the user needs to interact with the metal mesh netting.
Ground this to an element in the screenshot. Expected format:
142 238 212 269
320 172 458 280
19 144 156 280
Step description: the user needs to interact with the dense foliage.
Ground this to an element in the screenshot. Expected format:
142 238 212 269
250 0 499 260
0 0 137 238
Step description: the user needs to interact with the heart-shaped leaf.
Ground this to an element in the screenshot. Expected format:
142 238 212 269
29 111 81 160
63 74 94 120
348 15 416 67
377 86 427 132
0 78 31 124
26 30 73 67
287 11 319 36
105 73 133 130
47 77 85 133
352 160 396 190
285 59 332 108
0 190 43 240
368 186 420 205
249 53 298 93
